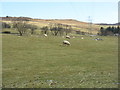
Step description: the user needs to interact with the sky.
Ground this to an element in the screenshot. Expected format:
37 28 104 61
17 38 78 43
0 0 119 24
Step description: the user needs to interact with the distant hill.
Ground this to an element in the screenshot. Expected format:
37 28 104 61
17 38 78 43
1 16 117 34
0 16 97 27
0 16 32 21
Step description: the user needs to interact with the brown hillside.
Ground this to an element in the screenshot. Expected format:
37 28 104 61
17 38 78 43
1 16 101 34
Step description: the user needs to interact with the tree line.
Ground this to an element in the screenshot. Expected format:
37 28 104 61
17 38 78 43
3 21 119 36
2 21 72 36
2 16 32 21
99 26 120 36
41 23 72 36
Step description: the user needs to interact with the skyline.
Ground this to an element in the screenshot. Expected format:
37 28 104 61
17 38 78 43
1 2 118 24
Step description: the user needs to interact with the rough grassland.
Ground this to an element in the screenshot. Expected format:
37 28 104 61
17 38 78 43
2 34 118 88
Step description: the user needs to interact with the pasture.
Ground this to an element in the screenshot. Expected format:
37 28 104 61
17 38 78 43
2 33 118 88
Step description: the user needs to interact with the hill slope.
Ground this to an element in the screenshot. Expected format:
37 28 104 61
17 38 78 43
1 16 101 34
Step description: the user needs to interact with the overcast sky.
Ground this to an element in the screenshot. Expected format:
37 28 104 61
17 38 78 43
0 0 119 24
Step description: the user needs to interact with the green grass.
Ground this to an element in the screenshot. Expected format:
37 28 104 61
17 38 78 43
2 34 118 88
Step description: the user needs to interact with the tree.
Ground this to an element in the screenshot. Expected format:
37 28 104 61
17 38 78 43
41 26 49 34
81 32 85 35
100 27 106 36
51 23 66 36
49 23 60 36
106 26 111 31
49 23 72 36
57 24 64 36
116 26 120 34
64 25 72 35
27 24 37 34
76 30 81 34
50 26 59 36
13 21 29 36
30 25 37 34
111 26 115 33
2 22 11 28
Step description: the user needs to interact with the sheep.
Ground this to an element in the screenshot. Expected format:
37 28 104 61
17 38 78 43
95 38 103 41
66 35 70 39
72 36 75 38
90 35 96 37
81 37 84 39
44 34 47 37
63 40 71 46
114 33 119 36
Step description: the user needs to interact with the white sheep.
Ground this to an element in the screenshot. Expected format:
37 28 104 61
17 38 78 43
81 37 84 39
95 38 103 41
66 35 70 39
90 35 96 37
44 34 47 37
63 40 71 46
72 36 75 38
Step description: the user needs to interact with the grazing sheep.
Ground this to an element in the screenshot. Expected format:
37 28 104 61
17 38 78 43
44 34 47 37
66 35 70 39
81 37 84 39
114 33 119 36
95 38 103 41
90 35 96 37
72 36 75 38
63 40 71 46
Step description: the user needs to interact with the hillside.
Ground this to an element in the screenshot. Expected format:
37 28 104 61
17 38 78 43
1 16 101 34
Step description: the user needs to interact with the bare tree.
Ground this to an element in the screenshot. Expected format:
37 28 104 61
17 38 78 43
27 24 37 34
50 23 59 36
41 26 49 34
64 25 72 35
13 21 29 36
49 23 65 36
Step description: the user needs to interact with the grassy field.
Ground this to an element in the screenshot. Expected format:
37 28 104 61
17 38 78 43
2 33 118 88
